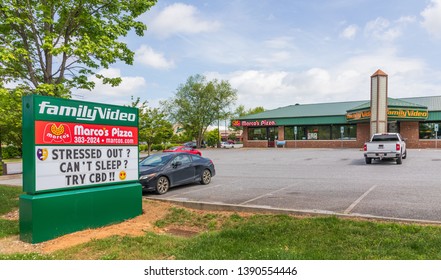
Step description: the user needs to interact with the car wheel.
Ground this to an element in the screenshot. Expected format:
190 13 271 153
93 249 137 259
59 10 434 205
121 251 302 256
402 150 407 159
365 157 372 164
200 169 211 185
156 176 170 194
396 155 403 165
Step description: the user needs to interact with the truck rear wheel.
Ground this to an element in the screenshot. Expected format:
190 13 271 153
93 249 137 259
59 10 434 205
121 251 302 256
396 155 403 165
365 157 372 164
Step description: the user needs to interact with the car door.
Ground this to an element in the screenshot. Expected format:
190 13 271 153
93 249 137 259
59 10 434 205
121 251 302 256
170 154 195 186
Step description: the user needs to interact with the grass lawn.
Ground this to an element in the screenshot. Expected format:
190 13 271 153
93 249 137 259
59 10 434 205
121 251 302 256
50 211 441 260
2 158 22 163
0 185 21 238
2 185 441 260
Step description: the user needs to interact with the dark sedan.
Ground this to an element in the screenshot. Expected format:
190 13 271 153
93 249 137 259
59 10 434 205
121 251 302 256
139 152 216 194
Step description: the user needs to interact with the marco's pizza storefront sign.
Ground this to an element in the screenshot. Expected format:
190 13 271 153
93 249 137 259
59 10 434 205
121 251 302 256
20 95 142 243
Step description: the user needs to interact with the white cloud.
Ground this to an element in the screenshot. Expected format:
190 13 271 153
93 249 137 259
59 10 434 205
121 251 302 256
74 68 147 105
135 45 175 69
421 0 441 38
364 16 415 42
340 24 358 39
205 47 435 110
149 3 221 38
263 36 295 49
365 17 400 41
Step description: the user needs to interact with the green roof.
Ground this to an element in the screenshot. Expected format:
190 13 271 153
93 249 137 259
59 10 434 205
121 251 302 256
347 98 427 112
388 98 428 108
239 100 366 120
399 96 441 111
239 95 441 121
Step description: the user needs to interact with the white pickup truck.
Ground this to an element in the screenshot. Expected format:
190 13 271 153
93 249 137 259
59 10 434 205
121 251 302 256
363 133 407 164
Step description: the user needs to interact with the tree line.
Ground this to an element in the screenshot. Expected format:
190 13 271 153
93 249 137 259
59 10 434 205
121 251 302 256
0 0 264 160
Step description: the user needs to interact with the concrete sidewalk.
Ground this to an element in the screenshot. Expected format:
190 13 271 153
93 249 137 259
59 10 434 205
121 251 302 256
0 174 22 187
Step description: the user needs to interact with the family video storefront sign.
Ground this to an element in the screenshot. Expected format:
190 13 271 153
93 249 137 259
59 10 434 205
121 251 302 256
346 108 429 121
20 95 142 243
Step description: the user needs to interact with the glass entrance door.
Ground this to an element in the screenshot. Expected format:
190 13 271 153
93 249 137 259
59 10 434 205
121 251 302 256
388 121 400 133
267 127 277 147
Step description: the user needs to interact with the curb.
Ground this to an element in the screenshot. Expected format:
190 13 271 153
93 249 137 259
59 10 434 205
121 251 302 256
146 197 441 226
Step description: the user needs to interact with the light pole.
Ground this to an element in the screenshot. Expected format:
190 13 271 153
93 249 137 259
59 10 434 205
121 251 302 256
214 97 221 148
225 119 227 142
217 118 220 148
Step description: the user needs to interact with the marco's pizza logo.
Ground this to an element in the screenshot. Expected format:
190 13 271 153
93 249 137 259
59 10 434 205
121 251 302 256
232 120 241 127
43 123 72 143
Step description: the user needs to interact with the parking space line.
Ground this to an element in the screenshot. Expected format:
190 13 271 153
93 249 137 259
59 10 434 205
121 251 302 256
239 186 291 205
165 184 222 198
344 184 377 214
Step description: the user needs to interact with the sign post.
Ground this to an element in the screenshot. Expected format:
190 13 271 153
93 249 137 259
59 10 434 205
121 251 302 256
340 126 344 148
20 95 142 243
435 124 439 149
294 126 297 148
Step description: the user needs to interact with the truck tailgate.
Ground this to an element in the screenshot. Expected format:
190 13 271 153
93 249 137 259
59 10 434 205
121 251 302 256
365 142 396 153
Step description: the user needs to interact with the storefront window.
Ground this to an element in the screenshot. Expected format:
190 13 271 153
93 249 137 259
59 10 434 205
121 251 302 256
419 122 441 139
305 126 331 140
285 126 294 140
284 126 306 140
248 127 268 140
284 125 356 140
331 125 357 140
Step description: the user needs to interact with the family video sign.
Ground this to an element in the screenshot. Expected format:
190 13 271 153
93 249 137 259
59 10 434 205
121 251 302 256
23 95 139 194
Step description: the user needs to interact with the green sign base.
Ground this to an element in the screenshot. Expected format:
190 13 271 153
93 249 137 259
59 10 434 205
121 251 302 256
19 183 142 244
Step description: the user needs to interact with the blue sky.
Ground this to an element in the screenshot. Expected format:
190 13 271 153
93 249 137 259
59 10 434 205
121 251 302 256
74 0 441 111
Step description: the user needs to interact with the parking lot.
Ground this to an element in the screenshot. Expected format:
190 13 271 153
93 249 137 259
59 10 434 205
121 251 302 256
146 148 441 224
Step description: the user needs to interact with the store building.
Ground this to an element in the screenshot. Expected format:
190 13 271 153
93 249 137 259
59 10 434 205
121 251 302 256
232 70 441 149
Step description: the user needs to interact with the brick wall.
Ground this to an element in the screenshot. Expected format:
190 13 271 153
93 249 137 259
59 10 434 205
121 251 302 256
400 122 419 148
241 122 440 149
277 126 284 140
242 128 271 148
357 123 370 145
243 124 369 149
398 122 441 148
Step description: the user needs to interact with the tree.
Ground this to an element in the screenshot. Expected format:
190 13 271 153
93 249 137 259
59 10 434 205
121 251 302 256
0 0 157 96
205 129 220 148
234 105 265 117
231 105 265 132
163 74 237 148
0 86 26 160
130 97 173 155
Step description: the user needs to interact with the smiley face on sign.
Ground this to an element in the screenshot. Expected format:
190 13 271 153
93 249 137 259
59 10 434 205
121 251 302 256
119 170 127 180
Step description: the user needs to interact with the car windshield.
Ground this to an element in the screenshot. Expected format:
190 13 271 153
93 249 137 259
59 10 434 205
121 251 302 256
139 153 174 167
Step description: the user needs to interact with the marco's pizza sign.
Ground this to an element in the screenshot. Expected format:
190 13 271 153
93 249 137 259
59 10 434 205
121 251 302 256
22 95 139 194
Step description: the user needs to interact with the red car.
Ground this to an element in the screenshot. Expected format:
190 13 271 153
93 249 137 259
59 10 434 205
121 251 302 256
163 145 202 156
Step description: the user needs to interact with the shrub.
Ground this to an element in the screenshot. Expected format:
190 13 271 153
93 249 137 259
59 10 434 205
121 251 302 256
139 144 147 152
2 145 21 159
151 144 164 151
164 143 175 150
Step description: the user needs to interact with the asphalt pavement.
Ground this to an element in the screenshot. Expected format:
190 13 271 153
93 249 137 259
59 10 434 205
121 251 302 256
146 148 441 224
3 148 441 224
0 174 22 187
